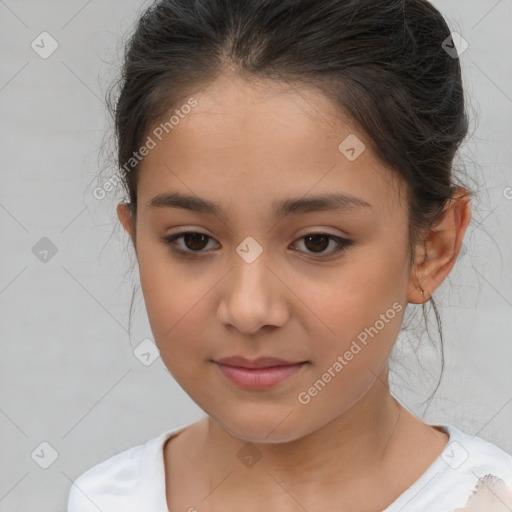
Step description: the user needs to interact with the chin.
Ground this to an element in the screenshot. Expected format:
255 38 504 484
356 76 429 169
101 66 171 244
212 408 311 445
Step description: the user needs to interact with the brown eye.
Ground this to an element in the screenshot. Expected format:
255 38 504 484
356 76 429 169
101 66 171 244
181 232 209 251
304 234 330 253
162 231 218 254
292 232 354 257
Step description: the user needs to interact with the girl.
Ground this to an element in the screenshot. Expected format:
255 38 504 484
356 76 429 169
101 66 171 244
68 0 512 511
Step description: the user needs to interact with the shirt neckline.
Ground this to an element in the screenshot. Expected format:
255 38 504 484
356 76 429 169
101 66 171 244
146 423 455 512
381 424 455 511
138 423 190 512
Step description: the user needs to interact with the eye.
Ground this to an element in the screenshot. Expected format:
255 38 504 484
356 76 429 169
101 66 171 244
290 232 354 256
161 231 219 255
161 231 353 258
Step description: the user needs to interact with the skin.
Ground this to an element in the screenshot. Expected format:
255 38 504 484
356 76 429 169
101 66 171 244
117 73 472 511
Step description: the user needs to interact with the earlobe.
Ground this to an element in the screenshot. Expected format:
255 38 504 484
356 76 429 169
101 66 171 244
407 188 472 304
116 202 136 245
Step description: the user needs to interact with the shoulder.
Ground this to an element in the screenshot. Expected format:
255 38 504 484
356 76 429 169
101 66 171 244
67 439 148 512
446 425 512 483
384 424 512 512
67 425 187 512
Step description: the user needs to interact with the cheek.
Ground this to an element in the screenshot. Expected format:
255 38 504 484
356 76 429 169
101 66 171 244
298 247 408 361
139 264 211 384
296 271 406 417
136 238 211 357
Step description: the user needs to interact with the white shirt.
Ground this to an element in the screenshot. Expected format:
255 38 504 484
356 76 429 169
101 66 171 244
67 424 512 512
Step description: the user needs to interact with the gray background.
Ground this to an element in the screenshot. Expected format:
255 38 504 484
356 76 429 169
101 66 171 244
1 1 511 510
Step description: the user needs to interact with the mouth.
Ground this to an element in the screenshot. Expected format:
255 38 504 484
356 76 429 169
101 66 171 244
212 356 309 390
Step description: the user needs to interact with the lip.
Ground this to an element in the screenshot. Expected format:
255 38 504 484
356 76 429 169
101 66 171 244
215 356 306 369
213 356 308 390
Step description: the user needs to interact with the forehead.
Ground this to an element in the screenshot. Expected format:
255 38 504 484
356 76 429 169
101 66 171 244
136 74 408 221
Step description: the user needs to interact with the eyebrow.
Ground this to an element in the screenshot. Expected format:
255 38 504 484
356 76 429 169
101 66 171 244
147 191 373 218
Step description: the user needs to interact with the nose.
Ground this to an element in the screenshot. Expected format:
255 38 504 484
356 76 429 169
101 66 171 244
217 255 289 335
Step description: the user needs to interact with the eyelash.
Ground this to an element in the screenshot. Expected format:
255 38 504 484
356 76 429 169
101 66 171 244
160 231 354 258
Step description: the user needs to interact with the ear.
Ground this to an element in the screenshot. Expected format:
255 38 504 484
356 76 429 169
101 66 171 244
117 202 136 249
407 187 472 304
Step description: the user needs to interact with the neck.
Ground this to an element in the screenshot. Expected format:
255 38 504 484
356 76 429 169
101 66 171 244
200 375 409 506
165 370 449 512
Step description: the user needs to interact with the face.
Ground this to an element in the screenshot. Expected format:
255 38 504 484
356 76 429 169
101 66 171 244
118 74 419 443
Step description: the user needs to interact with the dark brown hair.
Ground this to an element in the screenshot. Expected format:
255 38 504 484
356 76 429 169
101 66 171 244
106 0 475 404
